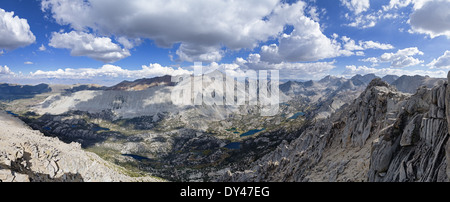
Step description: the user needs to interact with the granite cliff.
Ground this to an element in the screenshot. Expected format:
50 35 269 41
221 74 450 182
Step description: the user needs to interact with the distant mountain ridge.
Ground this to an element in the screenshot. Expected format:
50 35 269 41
381 75 400 84
278 73 445 120
281 74 445 94
0 83 51 101
107 75 175 91
63 84 106 94
351 74 378 85
391 75 445 94
4 73 446 124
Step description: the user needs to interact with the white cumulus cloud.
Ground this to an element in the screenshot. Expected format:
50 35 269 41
383 0 434 10
38 44 46 51
260 14 345 63
409 0 450 38
0 65 13 75
176 43 224 63
361 40 395 50
383 0 413 10
30 64 191 80
429 51 450 69
361 47 424 68
344 65 446 78
233 53 337 80
41 0 285 62
18 55 337 84
0 8 36 50
41 0 345 63
345 12 377 29
341 0 371 14
49 31 131 63
382 0 450 38
341 36 394 55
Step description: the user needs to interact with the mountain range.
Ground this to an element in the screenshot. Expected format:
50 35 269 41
0 73 448 182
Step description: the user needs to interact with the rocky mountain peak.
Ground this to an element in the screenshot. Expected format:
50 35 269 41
366 78 390 89
319 75 338 83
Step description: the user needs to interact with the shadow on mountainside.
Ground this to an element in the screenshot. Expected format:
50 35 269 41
0 84 52 101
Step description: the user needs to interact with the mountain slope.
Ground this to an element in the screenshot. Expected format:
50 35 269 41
222 77 450 182
0 111 161 182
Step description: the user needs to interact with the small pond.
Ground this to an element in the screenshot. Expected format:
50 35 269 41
240 128 265 137
289 112 305 120
224 142 241 150
122 154 150 161
92 127 110 132
6 111 18 116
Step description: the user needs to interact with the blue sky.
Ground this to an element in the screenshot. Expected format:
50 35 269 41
0 0 450 85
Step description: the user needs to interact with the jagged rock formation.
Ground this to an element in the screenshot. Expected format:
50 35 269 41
221 76 450 182
0 111 161 182
368 83 448 182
